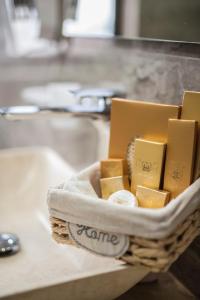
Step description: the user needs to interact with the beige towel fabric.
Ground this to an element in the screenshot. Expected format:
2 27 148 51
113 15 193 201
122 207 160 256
48 163 200 239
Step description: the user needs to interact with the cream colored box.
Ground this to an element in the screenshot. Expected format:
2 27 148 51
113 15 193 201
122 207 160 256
100 159 128 178
131 138 166 194
109 98 180 159
100 176 130 199
182 91 200 180
163 119 197 199
136 185 170 208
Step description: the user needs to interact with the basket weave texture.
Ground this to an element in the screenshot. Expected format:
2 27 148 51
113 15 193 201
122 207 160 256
50 208 200 272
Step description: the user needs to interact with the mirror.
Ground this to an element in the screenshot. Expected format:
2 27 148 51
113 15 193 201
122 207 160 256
3 0 200 52
115 0 200 42
62 0 200 43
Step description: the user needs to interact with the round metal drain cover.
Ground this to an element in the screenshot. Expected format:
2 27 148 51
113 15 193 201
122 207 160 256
0 233 20 256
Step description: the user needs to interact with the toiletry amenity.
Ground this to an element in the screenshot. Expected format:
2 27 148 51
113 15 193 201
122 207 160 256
182 91 200 180
163 119 197 199
131 138 166 193
109 98 180 159
100 176 130 199
100 159 128 178
126 138 135 179
108 190 138 207
136 185 170 208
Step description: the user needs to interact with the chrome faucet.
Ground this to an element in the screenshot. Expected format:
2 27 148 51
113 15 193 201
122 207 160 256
0 88 125 121
0 103 109 121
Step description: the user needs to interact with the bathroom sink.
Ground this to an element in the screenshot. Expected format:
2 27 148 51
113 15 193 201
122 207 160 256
0 147 148 300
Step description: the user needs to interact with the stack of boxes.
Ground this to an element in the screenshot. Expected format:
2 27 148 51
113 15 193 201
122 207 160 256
100 159 129 199
100 92 200 208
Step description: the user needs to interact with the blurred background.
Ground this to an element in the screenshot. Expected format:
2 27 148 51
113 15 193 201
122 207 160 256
0 0 200 171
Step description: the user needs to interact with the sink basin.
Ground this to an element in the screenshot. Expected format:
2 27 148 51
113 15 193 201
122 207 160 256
0 147 148 300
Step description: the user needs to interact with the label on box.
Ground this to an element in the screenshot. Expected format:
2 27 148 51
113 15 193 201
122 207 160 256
68 223 129 258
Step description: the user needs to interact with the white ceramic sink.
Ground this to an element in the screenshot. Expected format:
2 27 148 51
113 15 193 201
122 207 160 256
0 147 148 300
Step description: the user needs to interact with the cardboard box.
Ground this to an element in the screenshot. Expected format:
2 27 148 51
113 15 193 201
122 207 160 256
136 185 170 208
100 159 128 178
109 98 180 159
163 119 197 198
131 138 166 193
182 91 200 180
100 176 130 199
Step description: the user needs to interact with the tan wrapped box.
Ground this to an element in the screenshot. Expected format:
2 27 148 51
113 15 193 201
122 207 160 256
163 119 197 199
182 91 200 180
109 98 180 159
136 185 170 208
100 159 128 178
100 176 130 199
131 138 166 194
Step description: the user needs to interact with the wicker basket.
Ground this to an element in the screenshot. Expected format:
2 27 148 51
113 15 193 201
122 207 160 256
48 162 200 273
50 208 200 273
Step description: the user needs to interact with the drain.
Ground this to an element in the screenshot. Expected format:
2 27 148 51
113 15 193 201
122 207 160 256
0 233 20 256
